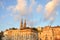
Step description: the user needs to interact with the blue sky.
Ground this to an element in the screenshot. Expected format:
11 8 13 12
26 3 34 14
0 0 60 31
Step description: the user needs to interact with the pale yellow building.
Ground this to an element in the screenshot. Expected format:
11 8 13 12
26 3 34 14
3 19 38 40
37 26 42 40
3 19 60 40
37 26 60 40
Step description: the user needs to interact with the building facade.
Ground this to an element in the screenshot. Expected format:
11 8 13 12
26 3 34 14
37 26 60 40
3 29 38 40
2 19 60 40
3 19 38 40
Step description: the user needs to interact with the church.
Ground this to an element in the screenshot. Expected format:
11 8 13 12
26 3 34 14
3 19 38 40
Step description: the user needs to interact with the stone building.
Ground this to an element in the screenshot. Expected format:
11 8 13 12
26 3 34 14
40 26 53 40
52 26 60 40
3 19 60 40
37 26 43 40
3 19 38 40
37 26 60 40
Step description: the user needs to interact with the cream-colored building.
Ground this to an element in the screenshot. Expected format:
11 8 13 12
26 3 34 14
3 19 60 40
37 26 60 40
4 29 38 40
3 19 38 40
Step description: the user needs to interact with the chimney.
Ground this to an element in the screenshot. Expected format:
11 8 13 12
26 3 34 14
20 19 23 29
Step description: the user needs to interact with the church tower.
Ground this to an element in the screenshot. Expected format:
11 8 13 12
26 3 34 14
20 19 23 29
24 19 26 28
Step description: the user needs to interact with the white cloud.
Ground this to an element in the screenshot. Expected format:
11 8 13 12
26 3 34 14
15 0 27 13
42 0 60 25
45 1 56 18
6 0 59 24
6 0 38 22
49 17 54 21
28 0 36 13
49 12 58 25
49 17 55 25
7 0 27 16
7 0 37 15
36 4 43 13
27 20 39 26
44 0 59 21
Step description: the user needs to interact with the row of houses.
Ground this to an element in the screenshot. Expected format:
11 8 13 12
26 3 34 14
38 26 60 40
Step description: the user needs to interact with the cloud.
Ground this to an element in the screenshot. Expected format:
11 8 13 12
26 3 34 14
7 6 15 11
7 0 37 16
15 0 27 13
44 0 59 21
48 11 58 25
13 14 21 22
45 1 56 18
49 13 57 25
42 0 60 25
6 0 38 22
6 0 59 25
28 0 36 13
49 17 54 21
1 14 9 20
36 4 43 13
0 1 4 8
6 0 28 22
49 17 55 25
27 20 39 26
7 0 27 16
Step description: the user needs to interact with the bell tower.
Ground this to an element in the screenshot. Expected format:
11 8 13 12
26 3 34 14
20 19 23 29
24 19 26 28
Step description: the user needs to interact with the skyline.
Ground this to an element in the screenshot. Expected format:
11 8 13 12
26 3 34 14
0 0 60 31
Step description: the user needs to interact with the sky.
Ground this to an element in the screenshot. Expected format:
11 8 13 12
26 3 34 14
0 0 60 31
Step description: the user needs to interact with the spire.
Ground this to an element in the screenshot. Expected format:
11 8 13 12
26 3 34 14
20 19 23 29
24 19 26 28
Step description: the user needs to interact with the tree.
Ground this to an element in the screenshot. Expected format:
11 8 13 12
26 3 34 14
0 31 4 40
9 27 17 30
